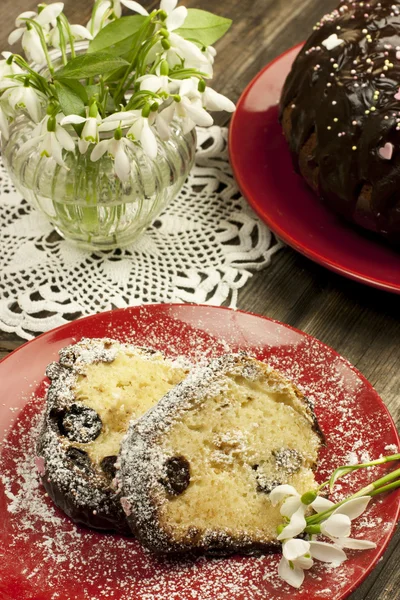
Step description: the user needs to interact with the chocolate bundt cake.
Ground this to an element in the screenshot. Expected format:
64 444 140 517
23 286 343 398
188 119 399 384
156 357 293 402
280 0 400 243
36 338 188 533
118 354 323 554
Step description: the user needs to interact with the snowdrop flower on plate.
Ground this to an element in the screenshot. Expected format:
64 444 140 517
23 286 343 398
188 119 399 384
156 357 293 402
17 114 75 169
8 3 65 65
90 128 136 182
270 484 308 518
279 538 347 589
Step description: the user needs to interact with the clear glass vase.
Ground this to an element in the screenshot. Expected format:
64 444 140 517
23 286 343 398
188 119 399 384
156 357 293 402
1 113 196 250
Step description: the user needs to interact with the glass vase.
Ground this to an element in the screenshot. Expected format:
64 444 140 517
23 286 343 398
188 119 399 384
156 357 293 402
1 113 196 250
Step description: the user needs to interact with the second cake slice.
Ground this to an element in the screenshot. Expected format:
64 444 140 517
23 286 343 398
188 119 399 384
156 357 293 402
118 354 323 553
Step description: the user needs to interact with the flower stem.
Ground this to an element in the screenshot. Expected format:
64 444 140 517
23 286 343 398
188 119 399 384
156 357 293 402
113 16 154 105
56 19 68 65
307 466 400 526
59 14 76 59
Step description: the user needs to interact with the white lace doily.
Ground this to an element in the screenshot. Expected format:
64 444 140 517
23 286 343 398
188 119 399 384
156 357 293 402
0 126 283 340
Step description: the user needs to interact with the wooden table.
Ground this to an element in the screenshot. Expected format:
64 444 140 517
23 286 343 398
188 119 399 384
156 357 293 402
1 0 399 598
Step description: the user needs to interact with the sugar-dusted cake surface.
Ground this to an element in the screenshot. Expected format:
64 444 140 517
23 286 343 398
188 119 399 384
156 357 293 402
280 0 400 243
118 354 324 554
37 338 188 533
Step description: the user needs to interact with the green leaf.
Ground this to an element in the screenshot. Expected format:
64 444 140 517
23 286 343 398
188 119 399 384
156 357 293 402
88 16 146 55
175 9 232 46
54 52 129 80
54 80 87 116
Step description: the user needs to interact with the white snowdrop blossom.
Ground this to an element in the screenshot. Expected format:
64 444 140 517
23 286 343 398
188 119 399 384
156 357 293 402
90 132 136 182
100 110 158 159
126 0 187 30
0 52 24 78
17 114 75 169
278 538 348 589
138 73 174 95
8 3 65 65
273 485 376 589
50 23 93 49
2 81 44 123
176 77 235 114
87 1 112 36
61 111 102 154
270 484 307 518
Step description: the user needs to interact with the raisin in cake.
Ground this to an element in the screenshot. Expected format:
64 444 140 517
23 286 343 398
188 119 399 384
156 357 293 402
118 354 323 554
280 0 400 243
36 338 188 533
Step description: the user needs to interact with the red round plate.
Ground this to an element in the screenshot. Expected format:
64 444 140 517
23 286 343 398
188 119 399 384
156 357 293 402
229 44 400 294
1 304 399 600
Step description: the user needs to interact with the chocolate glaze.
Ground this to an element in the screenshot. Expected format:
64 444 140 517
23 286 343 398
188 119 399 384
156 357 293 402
279 0 400 242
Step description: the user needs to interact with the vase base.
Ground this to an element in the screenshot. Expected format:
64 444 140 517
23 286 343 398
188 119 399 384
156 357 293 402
53 223 149 251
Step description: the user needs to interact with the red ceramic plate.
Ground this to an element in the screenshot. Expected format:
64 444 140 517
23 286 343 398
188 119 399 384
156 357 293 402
0 304 399 600
229 45 400 293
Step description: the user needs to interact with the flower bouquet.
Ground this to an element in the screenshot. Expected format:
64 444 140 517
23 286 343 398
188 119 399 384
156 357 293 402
0 0 235 248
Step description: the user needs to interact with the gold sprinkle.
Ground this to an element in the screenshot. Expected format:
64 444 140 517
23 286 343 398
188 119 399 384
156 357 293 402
352 146 357 150
327 126 332 130
362 28 368 33
370 106 376 111
365 109 370 114
334 118 339 122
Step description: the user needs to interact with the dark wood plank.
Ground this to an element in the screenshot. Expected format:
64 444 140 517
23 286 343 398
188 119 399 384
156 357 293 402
0 1 399 599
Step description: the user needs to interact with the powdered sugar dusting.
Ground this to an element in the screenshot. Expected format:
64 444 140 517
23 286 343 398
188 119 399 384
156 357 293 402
0 307 399 600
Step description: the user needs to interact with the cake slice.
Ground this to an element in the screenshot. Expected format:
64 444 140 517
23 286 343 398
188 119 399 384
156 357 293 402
118 354 324 553
36 338 188 533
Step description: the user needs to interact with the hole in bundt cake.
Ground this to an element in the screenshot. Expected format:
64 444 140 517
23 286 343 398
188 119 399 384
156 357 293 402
101 455 118 480
161 456 191 496
59 404 103 443
65 447 92 472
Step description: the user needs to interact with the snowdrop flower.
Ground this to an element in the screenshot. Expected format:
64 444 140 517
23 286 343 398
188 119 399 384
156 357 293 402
0 52 24 78
8 3 65 65
2 81 44 122
0 100 14 140
99 110 158 158
87 0 149 35
138 73 173 95
87 1 112 36
126 0 187 29
61 106 102 154
270 484 308 519
17 114 75 169
49 23 93 49
279 537 347 588
90 128 135 182
320 496 373 539
185 45 216 77
154 102 175 140
180 77 235 113
277 506 307 541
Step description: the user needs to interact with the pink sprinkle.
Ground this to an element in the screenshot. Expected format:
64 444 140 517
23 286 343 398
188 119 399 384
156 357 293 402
395 89 400 101
35 456 46 477
396 51 400 60
378 142 394 160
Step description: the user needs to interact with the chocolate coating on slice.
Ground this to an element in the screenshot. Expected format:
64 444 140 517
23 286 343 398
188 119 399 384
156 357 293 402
280 0 400 242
